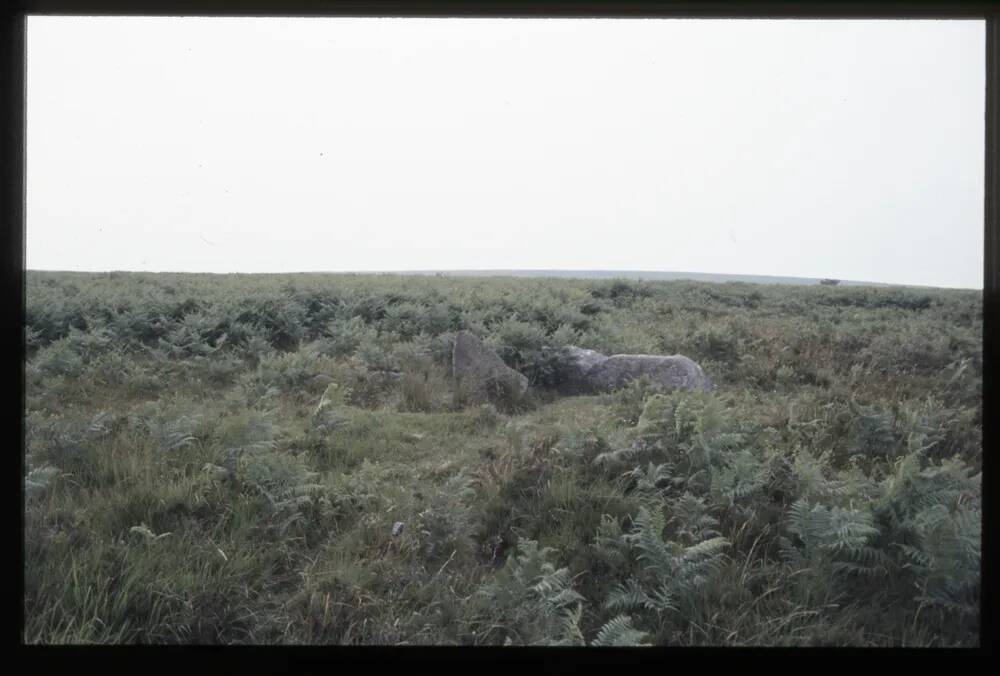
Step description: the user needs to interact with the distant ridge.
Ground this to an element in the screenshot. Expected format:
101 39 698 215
33 269 954 288
388 269 891 287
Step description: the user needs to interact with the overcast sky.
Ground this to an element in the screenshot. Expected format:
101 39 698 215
26 17 984 288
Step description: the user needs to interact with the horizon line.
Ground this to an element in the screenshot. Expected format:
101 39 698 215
24 268 982 290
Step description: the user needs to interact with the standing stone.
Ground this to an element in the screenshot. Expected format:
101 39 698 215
452 331 530 403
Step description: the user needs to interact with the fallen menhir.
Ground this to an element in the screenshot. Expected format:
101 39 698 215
552 345 713 394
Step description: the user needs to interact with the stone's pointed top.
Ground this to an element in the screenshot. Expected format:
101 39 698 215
453 331 529 403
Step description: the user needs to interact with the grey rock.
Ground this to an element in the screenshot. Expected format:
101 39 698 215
548 344 711 393
452 331 529 403
310 373 335 385
587 353 713 392
565 345 609 374
549 345 610 394
392 521 404 537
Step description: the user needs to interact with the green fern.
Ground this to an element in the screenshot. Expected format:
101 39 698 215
604 504 730 620
668 493 721 545
898 502 980 615
781 499 884 579
606 578 676 614
897 397 953 456
129 405 201 453
591 614 650 647
847 401 898 457
233 445 328 527
710 449 767 506
632 392 744 479
881 453 980 522
475 538 586 646
593 514 627 567
592 442 642 469
551 603 586 647
620 461 676 498
27 410 119 469
791 446 834 502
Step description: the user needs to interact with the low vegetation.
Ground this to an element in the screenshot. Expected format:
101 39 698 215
23 271 981 645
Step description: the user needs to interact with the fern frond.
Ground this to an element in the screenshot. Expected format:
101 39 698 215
547 604 586 647
644 581 677 612
680 536 731 562
669 493 721 544
594 443 641 467
605 578 651 612
591 615 650 647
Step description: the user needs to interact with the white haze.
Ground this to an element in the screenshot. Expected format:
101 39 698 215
26 17 985 288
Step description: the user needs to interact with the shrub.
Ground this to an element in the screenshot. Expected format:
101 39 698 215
484 374 536 415
779 500 885 586
688 327 741 366
410 474 478 566
254 350 320 391
598 503 730 633
316 316 378 359
611 377 658 427
589 279 653 304
31 339 86 378
472 539 586 645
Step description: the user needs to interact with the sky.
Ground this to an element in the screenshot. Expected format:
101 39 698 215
26 17 985 288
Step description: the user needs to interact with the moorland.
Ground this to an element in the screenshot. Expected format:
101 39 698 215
23 271 982 645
